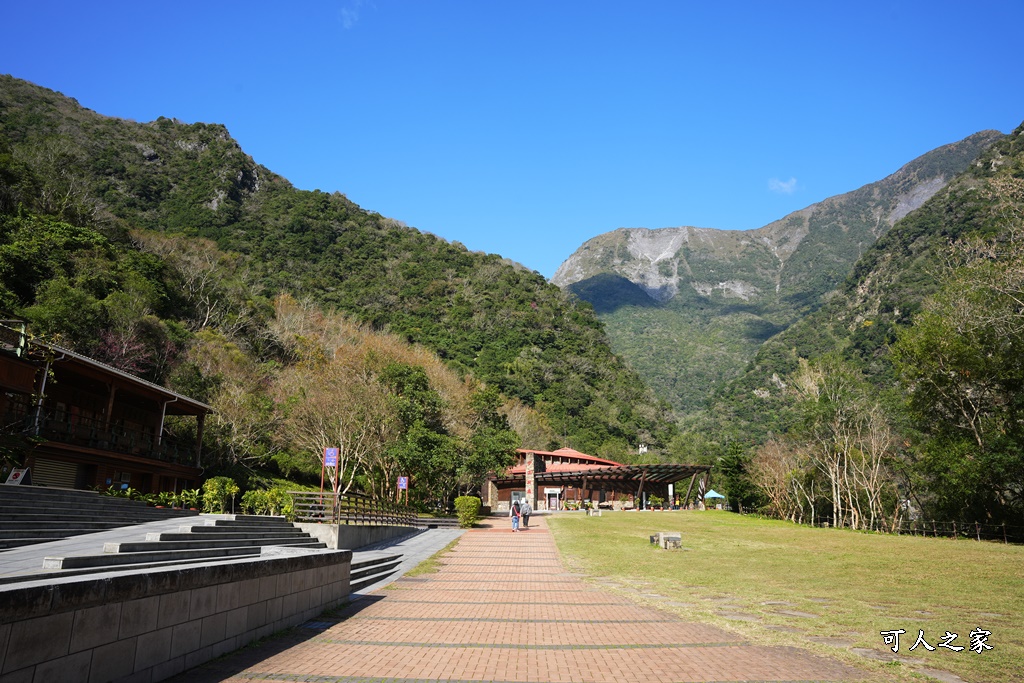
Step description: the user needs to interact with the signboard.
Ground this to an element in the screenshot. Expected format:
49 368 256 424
397 476 408 490
4 468 30 486
324 447 338 467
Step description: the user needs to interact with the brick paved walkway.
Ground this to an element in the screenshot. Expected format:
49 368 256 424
174 517 865 682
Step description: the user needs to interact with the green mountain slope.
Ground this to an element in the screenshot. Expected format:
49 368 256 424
702 121 1024 444
553 131 1002 414
0 74 674 457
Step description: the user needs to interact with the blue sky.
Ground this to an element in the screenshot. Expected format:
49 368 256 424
4 1 1023 278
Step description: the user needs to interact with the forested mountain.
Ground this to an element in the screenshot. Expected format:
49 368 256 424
5 72 1020 528
0 74 674 480
704 123 1024 442
694 122 1024 528
553 131 1002 415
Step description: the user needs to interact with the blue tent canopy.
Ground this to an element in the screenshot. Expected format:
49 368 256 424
704 489 726 499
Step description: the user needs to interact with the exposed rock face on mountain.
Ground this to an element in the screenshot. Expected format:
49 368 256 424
555 227 774 304
552 130 1003 415
704 121 1024 448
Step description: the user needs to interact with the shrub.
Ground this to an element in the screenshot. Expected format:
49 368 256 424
240 488 269 514
266 487 293 517
240 486 293 517
454 495 481 528
202 476 239 513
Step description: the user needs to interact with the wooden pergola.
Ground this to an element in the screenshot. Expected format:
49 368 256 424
493 463 711 508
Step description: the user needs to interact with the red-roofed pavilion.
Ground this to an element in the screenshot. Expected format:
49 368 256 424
484 448 710 512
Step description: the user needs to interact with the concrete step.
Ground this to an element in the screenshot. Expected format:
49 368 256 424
349 566 401 593
189 522 297 532
0 520 124 531
149 529 310 542
105 537 326 553
0 486 109 502
37 505 195 517
0 538 55 550
0 528 109 540
350 553 402 572
416 517 460 529
350 558 401 582
0 489 161 509
42 546 261 569
0 506 197 518
0 487 201 513
348 553 403 592
0 552 264 585
203 516 292 528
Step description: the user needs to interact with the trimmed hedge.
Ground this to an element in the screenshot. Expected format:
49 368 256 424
454 495 481 528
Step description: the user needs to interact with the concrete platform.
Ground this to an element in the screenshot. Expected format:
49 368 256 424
163 517 868 683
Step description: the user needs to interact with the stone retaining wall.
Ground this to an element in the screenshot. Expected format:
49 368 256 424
296 522 419 549
0 549 351 682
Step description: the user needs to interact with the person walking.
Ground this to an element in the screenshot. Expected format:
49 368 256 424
520 497 532 529
510 499 521 532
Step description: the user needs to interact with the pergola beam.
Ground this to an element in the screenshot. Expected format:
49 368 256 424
683 472 698 507
490 463 712 502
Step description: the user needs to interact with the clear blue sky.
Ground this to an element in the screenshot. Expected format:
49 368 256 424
4 1 1023 278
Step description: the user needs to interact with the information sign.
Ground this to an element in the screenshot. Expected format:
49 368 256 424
324 447 338 467
4 468 30 485
397 476 408 490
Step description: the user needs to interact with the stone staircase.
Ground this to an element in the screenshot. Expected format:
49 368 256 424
0 484 198 550
348 551 403 592
418 516 460 529
2 486 411 593
40 515 328 571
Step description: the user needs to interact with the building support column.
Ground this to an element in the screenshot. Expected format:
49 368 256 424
103 385 117 431
196 413 205 467
524 451 536 508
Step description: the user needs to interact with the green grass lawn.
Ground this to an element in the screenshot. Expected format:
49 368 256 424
547 510 1023 683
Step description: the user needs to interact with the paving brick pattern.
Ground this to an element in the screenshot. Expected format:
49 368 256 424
176 518 865 682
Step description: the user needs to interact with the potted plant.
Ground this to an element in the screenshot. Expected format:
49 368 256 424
179 488 201 510
202 477 240 513
154 491 177 508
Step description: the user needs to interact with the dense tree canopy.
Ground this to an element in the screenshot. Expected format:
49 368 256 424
0 74 675 462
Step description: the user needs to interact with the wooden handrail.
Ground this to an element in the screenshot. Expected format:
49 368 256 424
288 490 417 526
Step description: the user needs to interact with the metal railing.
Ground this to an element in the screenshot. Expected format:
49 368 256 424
289 490 417 527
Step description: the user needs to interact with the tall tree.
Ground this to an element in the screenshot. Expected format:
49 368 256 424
892 219 1024 524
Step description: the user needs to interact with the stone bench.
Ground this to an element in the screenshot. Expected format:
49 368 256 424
649 531 682 550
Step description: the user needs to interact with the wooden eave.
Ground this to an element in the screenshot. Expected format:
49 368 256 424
25 343 211 416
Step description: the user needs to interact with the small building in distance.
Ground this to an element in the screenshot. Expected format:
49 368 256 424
0 322 210 494
484 447 710 512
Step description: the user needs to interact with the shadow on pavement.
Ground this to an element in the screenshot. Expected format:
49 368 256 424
163 593 388 683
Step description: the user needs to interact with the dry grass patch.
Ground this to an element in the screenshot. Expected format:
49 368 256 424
548 510 1023 683
403 536 461 577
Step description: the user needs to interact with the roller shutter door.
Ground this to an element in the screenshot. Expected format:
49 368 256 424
31 458 78 489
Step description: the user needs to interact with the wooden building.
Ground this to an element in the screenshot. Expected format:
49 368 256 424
484 448 711 512
0 323 210 494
